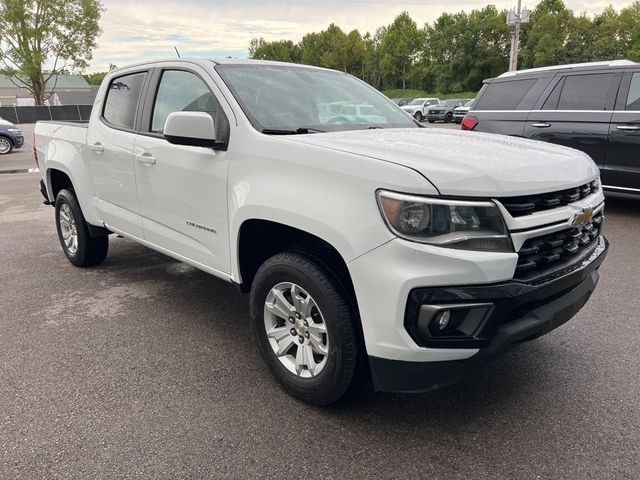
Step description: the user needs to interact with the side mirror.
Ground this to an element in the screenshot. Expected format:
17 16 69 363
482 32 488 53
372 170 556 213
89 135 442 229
164 111 216 148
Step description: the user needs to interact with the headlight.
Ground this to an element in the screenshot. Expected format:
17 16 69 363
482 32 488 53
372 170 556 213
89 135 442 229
376 190 512 252
8 128 21 134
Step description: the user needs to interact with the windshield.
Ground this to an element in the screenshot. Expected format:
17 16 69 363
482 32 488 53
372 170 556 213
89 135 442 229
464 99 474 107
409 98 425 105
442 100 461 107
216 64 417 132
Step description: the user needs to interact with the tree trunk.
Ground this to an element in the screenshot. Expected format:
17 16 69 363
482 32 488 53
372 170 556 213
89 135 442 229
31 74 46 105
403 64 406 90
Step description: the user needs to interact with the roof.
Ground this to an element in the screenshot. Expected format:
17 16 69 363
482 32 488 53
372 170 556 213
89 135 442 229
498 60 637 78
109 57 334 75
0 74 91 89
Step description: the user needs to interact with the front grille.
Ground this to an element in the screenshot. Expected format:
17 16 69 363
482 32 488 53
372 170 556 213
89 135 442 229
515 211 603 281
500 180 599 217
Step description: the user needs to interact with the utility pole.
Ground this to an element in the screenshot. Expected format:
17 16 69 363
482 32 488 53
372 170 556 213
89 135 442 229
507 1 530 71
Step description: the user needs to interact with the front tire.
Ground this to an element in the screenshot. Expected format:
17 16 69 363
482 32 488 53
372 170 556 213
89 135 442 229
413 111 423 122
0 136 14 155
55 189 108 267
445 112 453 123
250 252 363 405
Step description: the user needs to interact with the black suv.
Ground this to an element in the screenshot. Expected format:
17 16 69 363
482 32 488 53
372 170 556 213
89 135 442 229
463 60 640 194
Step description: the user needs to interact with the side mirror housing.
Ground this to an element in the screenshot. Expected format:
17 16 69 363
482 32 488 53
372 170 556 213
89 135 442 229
164 111 216 148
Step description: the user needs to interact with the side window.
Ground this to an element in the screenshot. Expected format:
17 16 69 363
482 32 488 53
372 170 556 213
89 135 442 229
103 72 147 129
626 73 640 110
473 78 537 110
151 70 220 134
556 73 615 110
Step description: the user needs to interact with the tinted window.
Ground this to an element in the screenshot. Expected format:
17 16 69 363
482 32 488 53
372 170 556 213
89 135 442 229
556 74 615 110
103 72 146 129
626 73 640 110
151 70 219 134
474 79 537 110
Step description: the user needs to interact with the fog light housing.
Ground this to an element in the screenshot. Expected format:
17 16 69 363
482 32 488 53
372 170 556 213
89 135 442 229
416 303 494 343
432 310 451 333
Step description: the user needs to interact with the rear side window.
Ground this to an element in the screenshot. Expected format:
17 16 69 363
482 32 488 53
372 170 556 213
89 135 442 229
626 73 640 110
102 72 147 130
556 73 615 110
474 78 537 110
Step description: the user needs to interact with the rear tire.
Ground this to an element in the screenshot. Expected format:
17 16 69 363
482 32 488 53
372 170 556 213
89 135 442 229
55 189 109 267
250 252 364 405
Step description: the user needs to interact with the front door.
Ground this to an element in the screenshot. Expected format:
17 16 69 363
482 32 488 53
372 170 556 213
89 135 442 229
605 70 640 192
133 67 231 275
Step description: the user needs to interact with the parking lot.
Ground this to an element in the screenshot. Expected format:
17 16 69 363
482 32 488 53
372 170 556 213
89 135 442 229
1 126 639 479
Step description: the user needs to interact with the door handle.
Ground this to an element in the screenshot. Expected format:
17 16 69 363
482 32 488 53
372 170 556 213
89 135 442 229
531 122 551 128
616 125 640 131
135 153 156 165
89 142 104 153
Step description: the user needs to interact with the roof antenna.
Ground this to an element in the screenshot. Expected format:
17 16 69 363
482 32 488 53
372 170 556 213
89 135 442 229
174 46 181 58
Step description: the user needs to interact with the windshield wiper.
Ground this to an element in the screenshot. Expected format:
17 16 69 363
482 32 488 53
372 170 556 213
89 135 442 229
261 127 324 135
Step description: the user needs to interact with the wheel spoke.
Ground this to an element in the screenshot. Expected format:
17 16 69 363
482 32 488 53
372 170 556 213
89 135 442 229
309 333 328 356
308 322 327 335
275 335 295 356
295 344 317 376
267 325 291 342
290 284 304 312
272 289 295 316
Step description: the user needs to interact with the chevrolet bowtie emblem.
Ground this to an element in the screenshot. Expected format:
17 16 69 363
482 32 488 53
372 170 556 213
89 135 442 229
573 207 594 226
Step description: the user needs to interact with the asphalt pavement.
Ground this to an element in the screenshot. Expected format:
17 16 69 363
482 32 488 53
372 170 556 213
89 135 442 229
1 163 639 478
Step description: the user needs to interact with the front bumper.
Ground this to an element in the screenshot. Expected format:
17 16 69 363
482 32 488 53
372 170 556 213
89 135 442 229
426 112 446 121
368 236 608 393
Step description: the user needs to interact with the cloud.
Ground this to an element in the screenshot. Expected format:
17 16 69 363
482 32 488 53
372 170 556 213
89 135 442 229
87 0 635 72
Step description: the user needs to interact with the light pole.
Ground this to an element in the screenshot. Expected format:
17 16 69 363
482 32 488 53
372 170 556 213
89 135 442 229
507 0 530 71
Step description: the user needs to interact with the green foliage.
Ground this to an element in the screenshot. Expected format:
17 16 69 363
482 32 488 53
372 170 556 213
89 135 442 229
0 0 103 104
247 1 640 94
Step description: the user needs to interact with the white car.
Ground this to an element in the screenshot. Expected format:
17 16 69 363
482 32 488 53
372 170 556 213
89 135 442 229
35 59 607 405
400 97 440 122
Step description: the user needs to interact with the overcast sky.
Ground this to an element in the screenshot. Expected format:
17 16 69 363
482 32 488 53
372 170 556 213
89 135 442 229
88 0 635 71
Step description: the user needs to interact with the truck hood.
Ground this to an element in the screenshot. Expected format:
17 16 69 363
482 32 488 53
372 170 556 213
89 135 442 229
286 128 599 197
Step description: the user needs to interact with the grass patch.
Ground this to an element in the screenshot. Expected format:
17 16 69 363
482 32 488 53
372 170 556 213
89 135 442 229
383 89 477 100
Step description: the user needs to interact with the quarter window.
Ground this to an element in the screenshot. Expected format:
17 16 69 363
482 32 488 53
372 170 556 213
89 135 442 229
626 73 640 110
151 70 220 134
102 72 147 130
473 78 537 110
556 74 615 111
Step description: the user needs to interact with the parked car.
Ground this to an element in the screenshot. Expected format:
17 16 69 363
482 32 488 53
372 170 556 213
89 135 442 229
464 60 640 194
0 117 24 155
400 97 440 121
426 99 471 123
391 98 413 107
35 59 607 405
453 99 475 123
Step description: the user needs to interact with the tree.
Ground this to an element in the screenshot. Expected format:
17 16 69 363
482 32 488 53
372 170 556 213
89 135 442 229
0 0 103 105
378 12 422 89
249 37 301 63
83 63 115 86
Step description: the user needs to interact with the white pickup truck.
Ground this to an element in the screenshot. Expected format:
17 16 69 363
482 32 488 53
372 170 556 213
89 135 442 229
35 59 608 405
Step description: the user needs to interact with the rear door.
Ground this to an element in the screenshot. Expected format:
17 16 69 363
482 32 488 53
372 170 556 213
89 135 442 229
605 69 640 192
86 69 150 238
524 72 621 169
133 63 233 275
470 76 548 136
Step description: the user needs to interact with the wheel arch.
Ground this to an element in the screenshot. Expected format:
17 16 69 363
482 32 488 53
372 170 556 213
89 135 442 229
236 219 357 298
